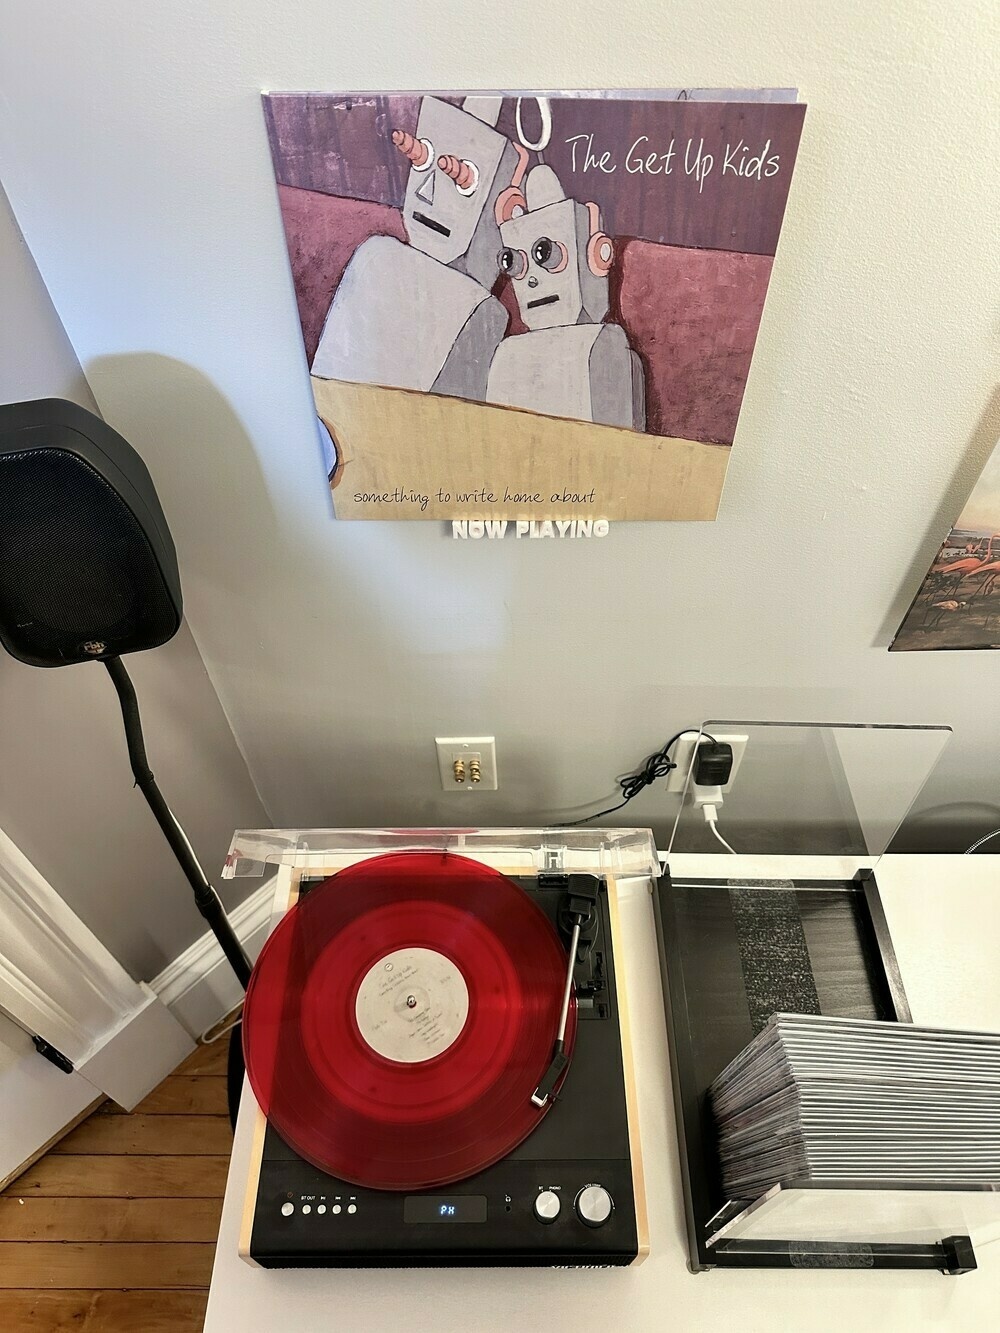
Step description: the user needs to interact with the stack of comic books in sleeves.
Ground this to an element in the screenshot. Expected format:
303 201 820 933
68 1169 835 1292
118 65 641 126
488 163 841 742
711 1014 1000 1201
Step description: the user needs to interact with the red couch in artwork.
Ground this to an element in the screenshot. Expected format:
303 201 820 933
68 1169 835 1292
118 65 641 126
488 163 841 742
276 183 774 447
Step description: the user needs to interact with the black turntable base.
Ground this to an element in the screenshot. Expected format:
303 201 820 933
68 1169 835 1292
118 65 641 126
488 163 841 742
239 860 645 1268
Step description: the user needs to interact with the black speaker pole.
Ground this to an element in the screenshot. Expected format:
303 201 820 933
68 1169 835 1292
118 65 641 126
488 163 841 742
103 656 252 990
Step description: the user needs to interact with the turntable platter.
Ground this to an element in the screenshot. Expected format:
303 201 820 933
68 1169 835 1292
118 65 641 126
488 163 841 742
242 851 577 1190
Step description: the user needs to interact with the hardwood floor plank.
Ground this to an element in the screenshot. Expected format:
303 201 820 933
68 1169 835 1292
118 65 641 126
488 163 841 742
101 1076 230 1117
52 1115 232 1156
174 1041 230 1076
0 1196 223 1242
0 1100 105 1196
6 1155 231 1199
0 1289 209 1332
0 1242 216 1288
0 1050 230 1313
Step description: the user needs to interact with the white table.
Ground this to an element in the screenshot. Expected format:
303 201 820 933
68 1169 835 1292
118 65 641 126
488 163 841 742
206 854 1000 1331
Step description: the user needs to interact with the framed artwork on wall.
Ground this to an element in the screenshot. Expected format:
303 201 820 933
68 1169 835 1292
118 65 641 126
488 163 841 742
892 436 1000 651
262 90 806 520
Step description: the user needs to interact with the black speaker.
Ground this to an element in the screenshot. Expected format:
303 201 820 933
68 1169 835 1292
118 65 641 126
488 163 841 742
0 398 182 667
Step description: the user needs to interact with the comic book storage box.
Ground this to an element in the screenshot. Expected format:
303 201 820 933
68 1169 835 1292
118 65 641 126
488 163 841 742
654 722 1000 1274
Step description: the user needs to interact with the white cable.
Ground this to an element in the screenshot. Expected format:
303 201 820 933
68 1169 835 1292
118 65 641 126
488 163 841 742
697 798 738 855
964 827 1000 854
199 1000 244 1046
706 816 738 855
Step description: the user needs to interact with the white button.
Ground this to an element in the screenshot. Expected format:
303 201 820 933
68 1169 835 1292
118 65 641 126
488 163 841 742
281 1202 294 1217
332 1204 342 1215
301 1204 311 1215
317 1204 327 1215
533 1190 561 1223
347 1204 358 1215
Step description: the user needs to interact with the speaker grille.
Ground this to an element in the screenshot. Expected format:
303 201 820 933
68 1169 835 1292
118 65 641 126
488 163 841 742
0 449 180 666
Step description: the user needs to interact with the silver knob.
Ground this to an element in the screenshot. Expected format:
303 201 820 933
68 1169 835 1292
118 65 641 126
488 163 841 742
575 1185 613 1227
533 1190 561 1223
280 1201 294 1217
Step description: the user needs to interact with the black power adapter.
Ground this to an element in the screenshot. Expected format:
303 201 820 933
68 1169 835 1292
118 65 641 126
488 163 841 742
692 738 738 854
693 739 734 787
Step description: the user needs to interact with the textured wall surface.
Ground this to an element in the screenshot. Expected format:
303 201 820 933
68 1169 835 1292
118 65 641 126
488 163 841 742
0 182 268 979
0 2 997 854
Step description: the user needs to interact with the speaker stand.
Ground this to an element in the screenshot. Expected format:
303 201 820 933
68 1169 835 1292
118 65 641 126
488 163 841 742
104 656 252 990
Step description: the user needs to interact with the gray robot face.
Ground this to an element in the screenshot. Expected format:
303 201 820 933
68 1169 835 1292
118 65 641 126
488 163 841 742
400 98 507 268
499 198 608 331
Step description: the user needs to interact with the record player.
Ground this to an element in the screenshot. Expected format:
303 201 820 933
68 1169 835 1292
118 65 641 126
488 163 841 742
227 829 656 1268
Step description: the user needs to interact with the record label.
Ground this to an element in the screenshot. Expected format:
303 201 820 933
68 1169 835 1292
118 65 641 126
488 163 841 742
355 947 469 1063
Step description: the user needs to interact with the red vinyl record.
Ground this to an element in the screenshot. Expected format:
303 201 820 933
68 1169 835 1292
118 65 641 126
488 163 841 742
242 851 577 1190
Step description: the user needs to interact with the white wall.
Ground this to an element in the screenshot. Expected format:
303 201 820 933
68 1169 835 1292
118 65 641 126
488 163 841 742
1 2 998 853
0 179 269 979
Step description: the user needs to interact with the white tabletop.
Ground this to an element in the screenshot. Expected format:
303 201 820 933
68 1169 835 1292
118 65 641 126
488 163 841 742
206 854 1000 1332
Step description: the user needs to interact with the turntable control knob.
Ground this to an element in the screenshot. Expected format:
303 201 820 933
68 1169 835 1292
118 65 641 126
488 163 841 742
533 1190 561 1223
280 1202 294 1217
575 1185 613 1228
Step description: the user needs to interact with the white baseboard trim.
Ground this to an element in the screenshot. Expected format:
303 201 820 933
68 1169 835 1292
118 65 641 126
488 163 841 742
150 881 274 1039
0 825 195 1113
77 984 196 1108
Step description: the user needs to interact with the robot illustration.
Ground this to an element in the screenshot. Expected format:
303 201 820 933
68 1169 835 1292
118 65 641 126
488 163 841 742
311 96 528 401
485 166 645 430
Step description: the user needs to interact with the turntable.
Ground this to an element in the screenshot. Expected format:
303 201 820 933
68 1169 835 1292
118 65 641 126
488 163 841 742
227 829 657 1268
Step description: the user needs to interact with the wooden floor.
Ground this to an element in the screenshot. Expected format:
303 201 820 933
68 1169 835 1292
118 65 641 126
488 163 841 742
0 1038 231 1331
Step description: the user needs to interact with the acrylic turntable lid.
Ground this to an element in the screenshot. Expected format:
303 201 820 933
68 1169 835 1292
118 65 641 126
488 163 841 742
222 826 659 880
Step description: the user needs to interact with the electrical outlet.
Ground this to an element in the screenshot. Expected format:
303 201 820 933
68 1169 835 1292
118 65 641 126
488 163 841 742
435 737 498 791
664 732 749 796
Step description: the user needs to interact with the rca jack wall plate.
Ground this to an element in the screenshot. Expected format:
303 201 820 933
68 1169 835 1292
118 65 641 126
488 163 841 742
435 737 498 791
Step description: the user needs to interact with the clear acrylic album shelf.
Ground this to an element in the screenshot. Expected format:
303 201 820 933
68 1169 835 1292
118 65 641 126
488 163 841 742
655 721 1000 1275
666 720 953 858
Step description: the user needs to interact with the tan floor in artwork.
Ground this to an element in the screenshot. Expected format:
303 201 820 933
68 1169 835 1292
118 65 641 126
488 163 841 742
314 376 731 522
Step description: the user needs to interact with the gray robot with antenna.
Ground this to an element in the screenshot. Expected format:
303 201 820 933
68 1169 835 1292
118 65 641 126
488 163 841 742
486 165 645 430
311 96 526 400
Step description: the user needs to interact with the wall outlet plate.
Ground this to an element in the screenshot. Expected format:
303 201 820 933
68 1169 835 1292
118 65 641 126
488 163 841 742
664 732 749 796
435 737 498 791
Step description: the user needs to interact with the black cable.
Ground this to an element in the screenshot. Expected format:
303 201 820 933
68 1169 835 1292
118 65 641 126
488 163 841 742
564 731 715 826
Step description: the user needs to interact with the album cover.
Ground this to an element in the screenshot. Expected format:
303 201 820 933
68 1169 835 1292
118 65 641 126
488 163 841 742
892 433 1000 650
262 90 806 520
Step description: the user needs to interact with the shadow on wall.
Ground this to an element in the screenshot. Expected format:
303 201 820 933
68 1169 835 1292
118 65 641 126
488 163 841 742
75 356 1000 856
890 802 1000 855
84 353 292 621
79 354 508 830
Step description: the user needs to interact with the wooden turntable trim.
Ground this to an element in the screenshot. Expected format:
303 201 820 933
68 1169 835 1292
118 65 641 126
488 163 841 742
238 865 303 1266
606 874 650 1265
237 1107 267 1265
